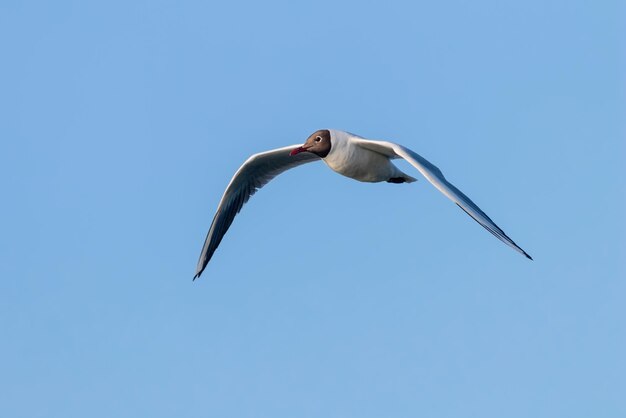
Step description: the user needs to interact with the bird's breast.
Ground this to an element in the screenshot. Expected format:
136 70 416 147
324 146 395 183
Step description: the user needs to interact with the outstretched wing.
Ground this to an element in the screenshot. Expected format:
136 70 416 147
353 138 532 260
195 145 321 279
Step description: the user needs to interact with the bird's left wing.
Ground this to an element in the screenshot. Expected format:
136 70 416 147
353 138 532 260
194 145 321 279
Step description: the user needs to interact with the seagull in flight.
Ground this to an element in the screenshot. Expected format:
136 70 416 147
194 129 532 279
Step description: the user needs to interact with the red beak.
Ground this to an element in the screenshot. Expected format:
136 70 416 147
289 146 308 156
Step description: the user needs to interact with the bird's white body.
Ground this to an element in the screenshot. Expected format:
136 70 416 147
324 130 416 183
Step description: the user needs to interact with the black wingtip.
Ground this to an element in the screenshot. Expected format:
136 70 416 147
525 253 533 261
193 263 207 281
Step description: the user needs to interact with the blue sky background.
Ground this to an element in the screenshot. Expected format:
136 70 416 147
1 1 624 417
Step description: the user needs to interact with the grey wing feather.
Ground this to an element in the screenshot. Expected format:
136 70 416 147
353 138 532 260
194 145 321 279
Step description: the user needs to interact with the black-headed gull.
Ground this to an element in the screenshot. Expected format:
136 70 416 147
194 129 531 279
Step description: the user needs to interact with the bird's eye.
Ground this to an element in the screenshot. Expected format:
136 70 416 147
315 136 322 142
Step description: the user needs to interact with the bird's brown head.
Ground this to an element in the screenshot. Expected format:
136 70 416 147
289 129 332 158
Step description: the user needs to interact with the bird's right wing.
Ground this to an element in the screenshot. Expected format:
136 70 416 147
353 138 532 260
194 145 321 279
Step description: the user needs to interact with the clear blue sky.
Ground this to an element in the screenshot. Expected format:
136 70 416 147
1 1 624 417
